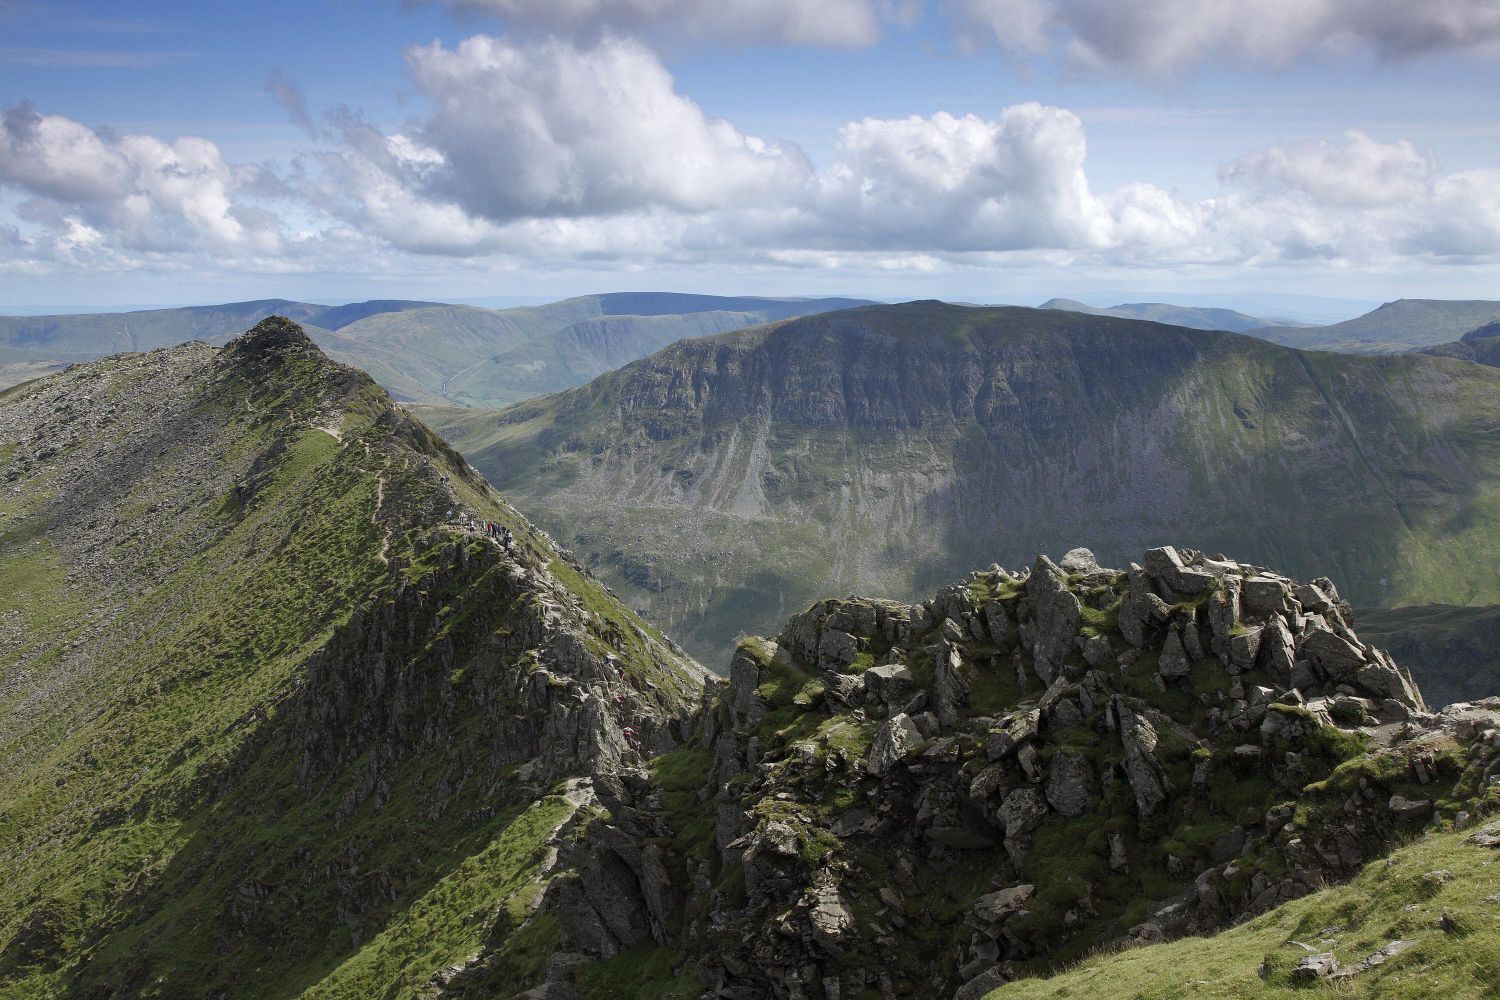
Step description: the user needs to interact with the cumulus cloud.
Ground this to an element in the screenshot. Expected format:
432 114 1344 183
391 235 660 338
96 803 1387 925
406 35 810 219
1213 131 1500 261
949 0 1500 74
207 39 1500 270
0 101 285 256
6 38 1500 283
432 0 886 47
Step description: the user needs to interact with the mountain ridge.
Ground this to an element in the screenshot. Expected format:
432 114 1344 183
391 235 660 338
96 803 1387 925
0 316 705 996
422 300 1500 670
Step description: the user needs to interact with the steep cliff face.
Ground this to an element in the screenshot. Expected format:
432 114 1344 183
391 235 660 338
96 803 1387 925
426 301 1500 669
0 318 705 997
528 546 1500 998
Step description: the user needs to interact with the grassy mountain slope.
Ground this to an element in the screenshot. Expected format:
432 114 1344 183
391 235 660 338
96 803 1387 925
1253 299 1500 353
0 318 704 997
421 301 1500 670
992 825 1500 998
1039 297 1274 332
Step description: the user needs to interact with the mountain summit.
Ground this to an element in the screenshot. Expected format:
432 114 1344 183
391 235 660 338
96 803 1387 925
425 301 1500 669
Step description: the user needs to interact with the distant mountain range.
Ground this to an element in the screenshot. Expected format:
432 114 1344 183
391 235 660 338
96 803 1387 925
1252 298 1500 353
420 300 1500 669
0 292 872 405
1038 297 1282 332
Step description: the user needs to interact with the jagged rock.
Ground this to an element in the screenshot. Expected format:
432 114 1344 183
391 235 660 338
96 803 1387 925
1080 634 1114 670
1059 548 1100 574
1114 698 1169 816
1229 626 1263 673
998 787 1047 864
1257 617 1296 682
1388 795 1431 822
971 884 1034 925
1329 940 1415 980
1292 952 1340 980
1044 751 1097 817
1026 556 1083 682
1302 627 1367 681
1467 820 1500 848
865 663 914 706
935 639 971 729
818 628 861 671
1294 582 1333 612
986 708 1040 761
807 882 855 952
868 713 923 776
953 967 1010 1000
1108 832 1129 873
1158 627 1193 678
1242 576 1287 617
1207 576 1242 655
1144 545 1215 595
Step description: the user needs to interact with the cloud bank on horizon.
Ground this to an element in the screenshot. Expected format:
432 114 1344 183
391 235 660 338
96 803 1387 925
1 0 1499 296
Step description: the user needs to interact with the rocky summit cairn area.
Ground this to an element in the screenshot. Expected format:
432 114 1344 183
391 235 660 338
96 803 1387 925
527 545 1500 999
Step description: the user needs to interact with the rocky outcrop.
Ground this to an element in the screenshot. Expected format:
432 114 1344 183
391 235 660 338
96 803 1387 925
551 545 1499 999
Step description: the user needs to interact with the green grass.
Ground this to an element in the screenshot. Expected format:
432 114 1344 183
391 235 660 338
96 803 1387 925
573 943 704 999
992 828 1500 999
303 794 577 999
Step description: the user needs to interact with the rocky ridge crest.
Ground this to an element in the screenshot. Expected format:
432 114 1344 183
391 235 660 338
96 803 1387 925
525 545 1500 998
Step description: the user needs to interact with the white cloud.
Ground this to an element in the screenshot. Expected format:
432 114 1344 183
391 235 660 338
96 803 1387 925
1212 132 1500 261
433 0 886 47
405 35 810 221
804 105 1117 250
5 38 1500 285
949 0 1500 74
0 102 284 256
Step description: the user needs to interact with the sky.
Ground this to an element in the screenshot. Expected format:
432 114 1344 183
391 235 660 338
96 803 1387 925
0 0 1498 315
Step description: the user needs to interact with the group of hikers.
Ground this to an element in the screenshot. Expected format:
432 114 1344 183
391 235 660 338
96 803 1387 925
481 520 514 549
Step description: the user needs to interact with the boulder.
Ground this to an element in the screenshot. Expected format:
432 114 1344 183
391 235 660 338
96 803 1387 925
817 628 861 670
1229 626 1263 673
1292 953 1340 980
1158 627 1193 678
1388 795 1431 822
868 713 923 776
934 640 971 729
806 881 854 952
986 708 1041 761
1044 751 1097 817
864 662 914 705
971 883 1035 925
997 787 1048 864
1026 556 1083 680
1241 576 1287 617
1302 627 1367 682
1256 617 1296 682
1059 547 1100 574
1207 576 1242 654
1114 698 1169 816
1467 820 1500 848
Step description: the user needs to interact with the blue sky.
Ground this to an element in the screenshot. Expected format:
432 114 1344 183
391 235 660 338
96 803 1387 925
1 0 1498 315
